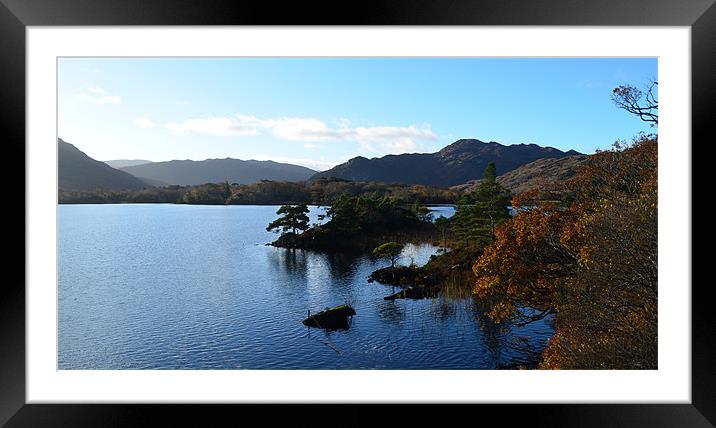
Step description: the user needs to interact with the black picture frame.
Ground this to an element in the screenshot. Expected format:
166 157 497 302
2 0 711 426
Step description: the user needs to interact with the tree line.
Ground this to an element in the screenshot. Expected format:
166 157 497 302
59 177 459 205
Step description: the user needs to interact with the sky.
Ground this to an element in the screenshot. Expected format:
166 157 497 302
58 57 657 171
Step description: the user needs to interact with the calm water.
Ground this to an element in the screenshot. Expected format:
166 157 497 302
59 204 553 369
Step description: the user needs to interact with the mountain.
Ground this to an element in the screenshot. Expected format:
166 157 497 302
310 139 581 187
58 139 149 191
453 154 589 195
120 158 317 186
104 159 153 169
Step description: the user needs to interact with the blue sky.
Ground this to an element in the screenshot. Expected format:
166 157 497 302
58 57 657 171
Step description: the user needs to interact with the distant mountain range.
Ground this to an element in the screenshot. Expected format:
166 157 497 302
59 137 583 193
59 139 148 191
453 154 589 195
104 159 153 169
59 139 318 190
311 139 581 187
120 158 316 186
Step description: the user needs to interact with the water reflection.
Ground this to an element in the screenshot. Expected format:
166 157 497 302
272 248 309 273
323 252 362 280
476 312 507 368
472 300 552 369
429 300 457 322
59 204 553 370
265 248 309 290
376 300 406 324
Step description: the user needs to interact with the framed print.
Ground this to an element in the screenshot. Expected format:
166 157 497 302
3 0 713 426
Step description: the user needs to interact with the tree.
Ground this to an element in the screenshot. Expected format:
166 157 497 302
471 163 511 242
611 80 658 126
411 199 433 222
373 242 404 278
483 161 497 182
434 215 449 248
221 180 231 203
326 193 361 232
325 193 424 234
266 204 310 236
452 162 511 246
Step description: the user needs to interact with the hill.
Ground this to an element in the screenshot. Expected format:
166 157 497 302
58 138 148 191
120 158 317 185
311 139 580 186
453 154 589 195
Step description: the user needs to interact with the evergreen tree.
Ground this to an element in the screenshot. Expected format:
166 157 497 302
326 193 361 232
266 204 310 236
373 242 404 279
471 170 511 242
452 162 511 246
434 215 450 248
483 161 497 182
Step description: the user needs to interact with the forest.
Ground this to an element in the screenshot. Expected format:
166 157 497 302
58 177 459 206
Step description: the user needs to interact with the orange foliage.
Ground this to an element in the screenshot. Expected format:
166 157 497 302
473 135 658 369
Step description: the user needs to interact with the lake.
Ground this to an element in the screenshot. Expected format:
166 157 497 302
58 204 553 369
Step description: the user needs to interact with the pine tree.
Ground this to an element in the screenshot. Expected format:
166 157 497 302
373 242 404 279
483 161 497 182
266 204 310 236
452 162 511 246
434 215 450 248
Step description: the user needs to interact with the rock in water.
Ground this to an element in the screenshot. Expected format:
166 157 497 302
302 305 356 329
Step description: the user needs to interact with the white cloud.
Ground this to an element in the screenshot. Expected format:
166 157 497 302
165 117 260 137
135 117 155 129
163 114 436 154
352 125 436 153
78 87 121 106
266 117 344 142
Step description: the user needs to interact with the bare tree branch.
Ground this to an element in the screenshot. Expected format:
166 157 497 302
611 80 658 126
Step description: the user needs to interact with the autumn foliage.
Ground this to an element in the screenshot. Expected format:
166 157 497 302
473 134 657 369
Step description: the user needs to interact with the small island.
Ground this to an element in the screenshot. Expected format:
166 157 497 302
267 194 436 252
266 162 512 301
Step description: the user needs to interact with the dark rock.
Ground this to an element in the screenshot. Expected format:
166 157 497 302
369 266 425 287
302 305 356 329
